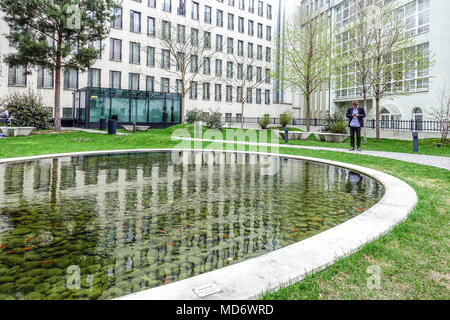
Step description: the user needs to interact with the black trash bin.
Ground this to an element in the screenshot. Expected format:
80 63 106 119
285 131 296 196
99 118 106 130
108 119 117 135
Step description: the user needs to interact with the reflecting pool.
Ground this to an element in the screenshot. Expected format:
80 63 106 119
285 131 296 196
0 151 384 300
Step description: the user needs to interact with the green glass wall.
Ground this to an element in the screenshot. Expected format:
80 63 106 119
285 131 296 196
72 87 181 128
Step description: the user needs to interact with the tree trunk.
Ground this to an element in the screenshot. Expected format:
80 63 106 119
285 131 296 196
375 87 380 142
305 94 311 132
363 91 367 144
54 65 62 132
241 100 245 130
180 92 185 124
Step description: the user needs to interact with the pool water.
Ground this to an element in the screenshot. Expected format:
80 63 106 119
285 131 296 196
0 151 383 300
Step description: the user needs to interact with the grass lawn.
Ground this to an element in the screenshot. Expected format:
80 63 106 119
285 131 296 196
0 126 448 299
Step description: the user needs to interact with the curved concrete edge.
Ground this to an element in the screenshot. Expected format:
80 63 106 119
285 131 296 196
0 148 418 300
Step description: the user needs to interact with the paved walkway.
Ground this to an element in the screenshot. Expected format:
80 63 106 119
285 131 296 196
174 137 450 171
62 127 128 136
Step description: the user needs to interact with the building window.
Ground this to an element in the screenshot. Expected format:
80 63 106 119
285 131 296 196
176 79 182 94
216 34 223 51
162 0 171 12
203 82 210 100
129 73 140 90
191 28 198 46
238 17 244 33
109 71 121 89
161 77 170 93
257 23 263 38
237 87 242 102
265 68 271 83
63 68 78 90
89 40 102 59
190 55 198 73
177 24 186 43
177 0 186 15
129 42 141 64
215 59 222 76
237 40 244 56
36 67 53 88
191 1 199 20
190 81 198 99
225 113 232 122
88 68 101 87
258 1 263 17
162 20 171 40
203 57 210 75
249 0 255 13
130 10 141 33
228 13 234 30
111 7 123 29
248 20 254 36
109 38 122 61
236 113 242 122
147 46 155 66
226 85 233 102
228 0 235 6
256 67 262 82
266 47 271 62
237 63 243 79
204 5 212 24
265 89 270 104
227 37 234 54
227 61 233 78
267 4 272 19
256 88 261 104
266 26 271 41
247 42 253 58
247 65 253 81
246 88 252 103
204 31 211 49
146 76 155 91
215 84 222 101
161 49 170 69
239 0 245 10
148 0 156 8
147 17 155 36
216 9 223 27
257 45 262 60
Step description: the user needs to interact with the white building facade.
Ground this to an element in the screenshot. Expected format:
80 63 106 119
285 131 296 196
0 0 293 122
294 0 450 125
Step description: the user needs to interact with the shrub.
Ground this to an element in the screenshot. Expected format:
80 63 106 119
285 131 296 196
329 120 348 134
185 108 204 123
279 111 293 127
258 115 270 129
204 110 224 131
3 90 52 129
322 112 347 133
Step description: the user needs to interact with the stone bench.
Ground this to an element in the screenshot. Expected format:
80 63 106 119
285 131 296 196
278 130 310 140
313 132 349 143
121 125 150 132
0 127 35 137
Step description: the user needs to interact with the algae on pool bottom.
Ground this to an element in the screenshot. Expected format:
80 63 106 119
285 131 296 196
0 151 383 299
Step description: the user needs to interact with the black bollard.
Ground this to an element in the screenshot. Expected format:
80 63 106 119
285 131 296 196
412 131 418 153
284 127 289 143
108 119 117 135
99 118 106 130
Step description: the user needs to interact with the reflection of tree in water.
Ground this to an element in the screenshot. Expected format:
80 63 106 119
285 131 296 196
0 152 384 299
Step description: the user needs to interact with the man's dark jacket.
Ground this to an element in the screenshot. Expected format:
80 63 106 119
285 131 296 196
346 107 366 127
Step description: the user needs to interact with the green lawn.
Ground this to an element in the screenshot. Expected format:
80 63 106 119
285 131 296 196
0 126 448 300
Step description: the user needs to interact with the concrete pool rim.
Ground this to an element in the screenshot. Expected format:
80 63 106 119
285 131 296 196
0 148 418 300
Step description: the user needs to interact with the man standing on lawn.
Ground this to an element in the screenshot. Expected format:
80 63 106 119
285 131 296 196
346 100 366 151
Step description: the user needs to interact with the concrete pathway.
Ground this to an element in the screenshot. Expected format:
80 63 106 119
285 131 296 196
174 137 450 171
62 127 128 136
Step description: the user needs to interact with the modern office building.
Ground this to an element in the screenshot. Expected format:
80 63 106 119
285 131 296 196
294 0 450 124
0 0 293 123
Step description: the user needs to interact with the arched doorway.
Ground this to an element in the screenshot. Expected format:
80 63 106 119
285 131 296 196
413 108 423 130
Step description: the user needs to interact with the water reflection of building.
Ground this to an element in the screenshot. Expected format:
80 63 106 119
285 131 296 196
0 151 381 297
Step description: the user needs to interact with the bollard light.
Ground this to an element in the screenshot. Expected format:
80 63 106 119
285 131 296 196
412 131 418 153
284 127 289 144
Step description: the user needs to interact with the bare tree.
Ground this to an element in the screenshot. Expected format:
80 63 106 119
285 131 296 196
152 17 219 124
366 1 433 141
335 0 376 143
428 85 450 144
220 51 269 129
273 7 335 132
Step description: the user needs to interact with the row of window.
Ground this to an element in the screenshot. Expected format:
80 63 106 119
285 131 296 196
110 38 272 66
7 66 271 104
134 0 272 20
113 6 272 40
